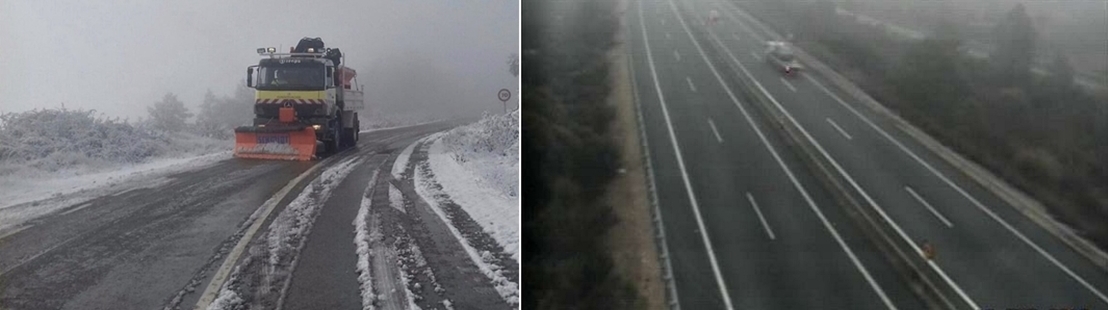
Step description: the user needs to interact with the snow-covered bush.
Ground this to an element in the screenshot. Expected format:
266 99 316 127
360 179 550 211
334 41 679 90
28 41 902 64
437 110 520 197
0 108 227 174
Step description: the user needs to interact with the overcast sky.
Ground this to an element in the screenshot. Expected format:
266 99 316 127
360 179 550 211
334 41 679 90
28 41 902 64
0 0 519 120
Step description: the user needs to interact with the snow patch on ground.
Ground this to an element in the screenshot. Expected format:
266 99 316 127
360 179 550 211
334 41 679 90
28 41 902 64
428 112 519 261
0 151 228 232
355 169 380 310
415 166 519 305
392 139 420 179
233 143 300 155
358 120 442 134
388 182 405 214
413 110 519 306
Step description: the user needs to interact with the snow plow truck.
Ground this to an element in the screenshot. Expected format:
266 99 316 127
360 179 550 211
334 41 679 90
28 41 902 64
234 37 364 161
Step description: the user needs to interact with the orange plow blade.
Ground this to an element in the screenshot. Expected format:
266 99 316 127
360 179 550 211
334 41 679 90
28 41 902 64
233 126 317 161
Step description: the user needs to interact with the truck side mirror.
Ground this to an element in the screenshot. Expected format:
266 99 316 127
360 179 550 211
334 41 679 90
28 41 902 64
246 67 255 88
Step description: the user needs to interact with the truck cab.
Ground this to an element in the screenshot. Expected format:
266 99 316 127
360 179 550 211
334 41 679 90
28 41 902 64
236 42 364 159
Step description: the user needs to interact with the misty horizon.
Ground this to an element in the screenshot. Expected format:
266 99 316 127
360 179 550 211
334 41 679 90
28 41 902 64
0 0 520 121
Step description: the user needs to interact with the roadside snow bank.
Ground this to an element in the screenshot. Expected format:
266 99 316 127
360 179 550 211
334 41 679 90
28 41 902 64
430 111 519 261
415 111 519 305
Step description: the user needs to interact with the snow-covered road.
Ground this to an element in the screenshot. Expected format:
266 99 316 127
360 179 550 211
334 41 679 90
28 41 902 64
0 120 520 310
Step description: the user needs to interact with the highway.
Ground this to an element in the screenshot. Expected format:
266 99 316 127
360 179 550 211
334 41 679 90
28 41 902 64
629 0 1108 308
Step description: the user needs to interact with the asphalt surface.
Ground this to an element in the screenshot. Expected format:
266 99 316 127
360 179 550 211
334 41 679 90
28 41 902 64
630 0 1108 308
0 120 511 310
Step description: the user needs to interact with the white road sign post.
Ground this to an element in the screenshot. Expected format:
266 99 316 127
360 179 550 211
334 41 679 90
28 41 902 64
498 88 511 113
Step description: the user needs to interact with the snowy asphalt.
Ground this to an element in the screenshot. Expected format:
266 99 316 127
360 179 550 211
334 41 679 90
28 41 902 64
0 120 510 310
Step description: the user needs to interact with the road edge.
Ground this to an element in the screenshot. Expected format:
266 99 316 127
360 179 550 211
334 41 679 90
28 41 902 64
612 0 673 308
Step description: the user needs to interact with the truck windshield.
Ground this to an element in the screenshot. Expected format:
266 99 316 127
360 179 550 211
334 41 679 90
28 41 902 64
257 64 326 90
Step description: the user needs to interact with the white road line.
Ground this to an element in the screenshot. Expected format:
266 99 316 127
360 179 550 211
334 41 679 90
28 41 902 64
60 202 93 216
667 1 895 308
779 77 797 92
707 119 723 143
639 1 734 309
905 186 954 228
674 50 681 61
804 73 1108 305
826 118 853 140
707 26 973 309
686 76 697 92
195 160 330 309
746 193 776 240
750 50 762 61
731 33 741 42
666 32 671 39
0 225 30 241
628 29 683 308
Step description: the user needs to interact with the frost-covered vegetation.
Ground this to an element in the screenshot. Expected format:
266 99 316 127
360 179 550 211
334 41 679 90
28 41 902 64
437 111 520 198
0 107 227 177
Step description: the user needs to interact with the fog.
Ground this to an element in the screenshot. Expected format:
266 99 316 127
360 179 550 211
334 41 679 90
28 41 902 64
0 0 519 121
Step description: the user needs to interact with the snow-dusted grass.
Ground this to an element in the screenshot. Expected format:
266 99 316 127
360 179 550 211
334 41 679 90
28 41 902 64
414 111 519 305
429 111 519 261
354 169 380 310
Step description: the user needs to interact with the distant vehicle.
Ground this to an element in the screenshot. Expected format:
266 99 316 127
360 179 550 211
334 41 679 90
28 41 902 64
764 41 803 77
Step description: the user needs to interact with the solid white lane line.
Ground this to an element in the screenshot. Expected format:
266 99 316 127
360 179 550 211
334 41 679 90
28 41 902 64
732 33 742 42
905 186 954 228
746 193 776 240
667 1 895 308
686 76 697 92
708 26 974 309
803 74 1108 305
638 1 734 308
780 77 797 92
707 119 723 143
826 118 853 140
750 50 762 61
674 50 682 61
